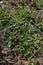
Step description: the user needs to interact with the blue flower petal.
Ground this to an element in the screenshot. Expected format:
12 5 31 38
7 44 11 48
30 19 33 23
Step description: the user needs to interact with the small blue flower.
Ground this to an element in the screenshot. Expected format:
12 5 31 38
7 44 11 48
30 19 33 23
27 40 32 42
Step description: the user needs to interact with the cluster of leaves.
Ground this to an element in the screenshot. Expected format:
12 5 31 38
33 0 43 8
35 0 43 7
0 6 43 65
37 22 43 31
0 7 16 30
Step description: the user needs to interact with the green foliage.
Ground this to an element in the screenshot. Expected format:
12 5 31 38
33 0 43 8
0 6 43 60
36 0 43 7
37 22 43 31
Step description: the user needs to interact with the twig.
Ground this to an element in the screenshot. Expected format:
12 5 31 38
28 46 41 61
28 44 43 64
